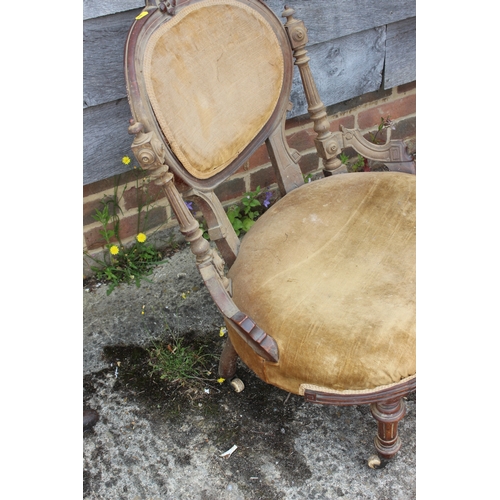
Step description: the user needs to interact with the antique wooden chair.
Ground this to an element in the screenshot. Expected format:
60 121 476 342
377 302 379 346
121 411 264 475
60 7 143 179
124 0 416 466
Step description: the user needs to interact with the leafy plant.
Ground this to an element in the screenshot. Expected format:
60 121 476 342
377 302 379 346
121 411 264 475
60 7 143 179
227 185 263 236
85 156 165 294
148 337 214 385
350 154 366 172
339 153 350 165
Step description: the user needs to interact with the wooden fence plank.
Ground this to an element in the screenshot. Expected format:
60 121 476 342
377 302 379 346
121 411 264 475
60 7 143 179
289 26 386 118
83 99 136 185
264 0 415 44
384 17 416 89
83 1 416 185
84 10 142 108
84 0 144 20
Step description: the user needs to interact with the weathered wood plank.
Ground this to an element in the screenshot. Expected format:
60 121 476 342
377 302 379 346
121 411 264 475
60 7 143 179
384 17 416 89
264 0 415 44
84 25 387 184
83 2 416 185
288 27 386 118
84 10 142 108
84 0 144 20
83 99 135 185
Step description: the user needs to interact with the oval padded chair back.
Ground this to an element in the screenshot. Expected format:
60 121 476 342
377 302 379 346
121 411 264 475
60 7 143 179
142 0 285 180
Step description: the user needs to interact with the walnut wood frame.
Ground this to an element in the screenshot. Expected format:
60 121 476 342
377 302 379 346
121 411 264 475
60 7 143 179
124 0 415 463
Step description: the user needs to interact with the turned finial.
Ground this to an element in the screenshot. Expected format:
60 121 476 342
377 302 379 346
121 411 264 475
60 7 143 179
282 6 295 22
128 119 144 135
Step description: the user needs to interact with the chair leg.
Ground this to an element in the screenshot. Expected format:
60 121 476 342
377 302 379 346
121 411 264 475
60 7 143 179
370 398 406 459
218 336 239 380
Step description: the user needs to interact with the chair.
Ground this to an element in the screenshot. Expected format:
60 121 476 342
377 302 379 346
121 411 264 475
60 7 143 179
124 0 416 466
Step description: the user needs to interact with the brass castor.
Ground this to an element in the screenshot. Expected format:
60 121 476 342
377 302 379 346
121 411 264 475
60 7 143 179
367 454 381 469
229 378 245 393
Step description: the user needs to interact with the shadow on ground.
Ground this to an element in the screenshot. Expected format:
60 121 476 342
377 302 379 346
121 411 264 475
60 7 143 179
83 244 416 500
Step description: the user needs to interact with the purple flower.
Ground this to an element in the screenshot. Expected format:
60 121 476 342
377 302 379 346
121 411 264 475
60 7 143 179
263 191 273 208
185 201 194 211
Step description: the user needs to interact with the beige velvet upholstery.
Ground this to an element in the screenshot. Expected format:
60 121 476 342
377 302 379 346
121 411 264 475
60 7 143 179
143 0 284 179
226 172 416 395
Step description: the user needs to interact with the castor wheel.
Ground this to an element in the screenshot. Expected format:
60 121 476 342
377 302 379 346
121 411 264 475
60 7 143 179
229 377 245 393
367 454 381 469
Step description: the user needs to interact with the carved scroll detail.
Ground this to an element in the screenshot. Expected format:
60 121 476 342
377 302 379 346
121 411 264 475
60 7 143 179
340 126 416 174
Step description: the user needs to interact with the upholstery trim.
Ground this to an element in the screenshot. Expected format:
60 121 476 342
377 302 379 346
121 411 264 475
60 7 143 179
299 374 416 397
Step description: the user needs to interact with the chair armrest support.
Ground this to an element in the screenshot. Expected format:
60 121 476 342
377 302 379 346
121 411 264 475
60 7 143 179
128 123 279 362
338 127 416 174
199 262 279 363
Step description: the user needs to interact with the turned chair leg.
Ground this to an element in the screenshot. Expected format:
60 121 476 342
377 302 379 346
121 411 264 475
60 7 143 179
370 398 406 459
218 337 239 380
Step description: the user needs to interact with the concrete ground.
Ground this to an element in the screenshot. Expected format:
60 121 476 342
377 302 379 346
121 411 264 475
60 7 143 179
83 244 416 500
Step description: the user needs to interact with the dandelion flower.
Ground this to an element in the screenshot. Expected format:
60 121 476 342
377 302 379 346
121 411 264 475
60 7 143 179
136 233 147 243
217 377 225 384
109 245 119 255
122 156 131 165
219 327 227 337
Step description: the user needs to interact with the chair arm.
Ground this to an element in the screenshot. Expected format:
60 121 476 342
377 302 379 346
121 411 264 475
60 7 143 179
198 260 279 363
128 122 279 363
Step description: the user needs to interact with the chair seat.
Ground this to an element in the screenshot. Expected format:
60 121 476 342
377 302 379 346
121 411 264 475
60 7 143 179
225 172 416 395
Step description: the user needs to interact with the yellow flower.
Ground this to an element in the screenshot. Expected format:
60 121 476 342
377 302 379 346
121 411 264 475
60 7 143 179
219 327 227 337
122 156 131 165
109 245 119 255
136 233 147 243
217 377 225 384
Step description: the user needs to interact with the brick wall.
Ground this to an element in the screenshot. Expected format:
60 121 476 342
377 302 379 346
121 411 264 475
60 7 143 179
83 83 416 272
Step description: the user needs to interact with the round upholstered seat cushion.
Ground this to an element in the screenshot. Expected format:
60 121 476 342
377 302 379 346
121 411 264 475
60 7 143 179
226 172 416 395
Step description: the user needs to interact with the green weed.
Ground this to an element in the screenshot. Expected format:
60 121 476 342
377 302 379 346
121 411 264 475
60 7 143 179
85 156 166 294
148 337 215 385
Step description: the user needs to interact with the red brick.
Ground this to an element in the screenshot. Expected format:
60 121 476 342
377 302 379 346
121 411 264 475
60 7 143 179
299 152 320 175
84 206 167 251
390 116 416 143
214 177 246 203
248 144 270 170
357 95 416 130
84 224 115 251
83 170 136 198
249 165 278 192
235 160 250 175
286 128 315 152
397 81 416 94
83 197 116 227
285 113 312 130
329 114 355 132
123 181 165 211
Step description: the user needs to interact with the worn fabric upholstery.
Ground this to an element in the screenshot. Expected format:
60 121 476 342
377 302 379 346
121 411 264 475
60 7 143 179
143 0 284 179
226 172 416 395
